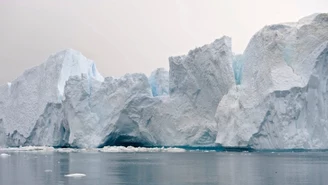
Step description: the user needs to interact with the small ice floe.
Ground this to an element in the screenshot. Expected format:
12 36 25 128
64 173 86 178
100 146 186 153
45 170 53 173
0 146 55 152
0 153 10 158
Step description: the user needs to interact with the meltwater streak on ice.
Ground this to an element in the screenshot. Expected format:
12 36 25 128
148 68 169 97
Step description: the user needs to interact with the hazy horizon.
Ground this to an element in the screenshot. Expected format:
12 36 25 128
0 0 327 84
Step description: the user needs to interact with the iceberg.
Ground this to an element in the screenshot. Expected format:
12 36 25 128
64 73 152 148
215 13 328 149
0 49 103 147
1 13 328 150
101 36 235 147
0 36 234 148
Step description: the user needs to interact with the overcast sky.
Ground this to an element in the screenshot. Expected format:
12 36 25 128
0 0 327 84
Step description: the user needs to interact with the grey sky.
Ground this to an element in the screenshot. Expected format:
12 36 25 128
0 0 327 84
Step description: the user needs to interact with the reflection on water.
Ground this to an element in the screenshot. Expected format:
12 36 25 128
1 151 328 185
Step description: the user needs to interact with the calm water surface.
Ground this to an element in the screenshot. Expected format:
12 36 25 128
0 151 328 185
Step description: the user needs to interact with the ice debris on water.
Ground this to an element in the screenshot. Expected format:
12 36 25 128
64 173 86 178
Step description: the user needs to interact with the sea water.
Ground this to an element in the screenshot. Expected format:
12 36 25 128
0 147 327 185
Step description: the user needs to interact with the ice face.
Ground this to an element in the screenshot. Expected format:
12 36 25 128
98 36 235 147
148 68 169 96
0 49 104 147
215 13 328 149
169 36 235 117
64 73 152 148
248 43 328 149
232 55 243 85
242 13 328 94
0 36 235 148
56 49 104 98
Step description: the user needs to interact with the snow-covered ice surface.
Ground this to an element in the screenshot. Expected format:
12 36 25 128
1 13 328 150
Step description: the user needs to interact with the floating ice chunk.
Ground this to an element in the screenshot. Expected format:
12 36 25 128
16 146 55 152
164 147 186 153
0 153 10 158
55 148 78 153
45 170 52 173
0 146 55 152
65 173 86 178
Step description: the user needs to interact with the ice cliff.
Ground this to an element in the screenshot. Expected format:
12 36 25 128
0 37 234 148
1 13 328 149
215 13 328 149
0 49 104 147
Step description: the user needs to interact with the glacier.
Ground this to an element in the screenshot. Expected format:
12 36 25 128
0 13 328 150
